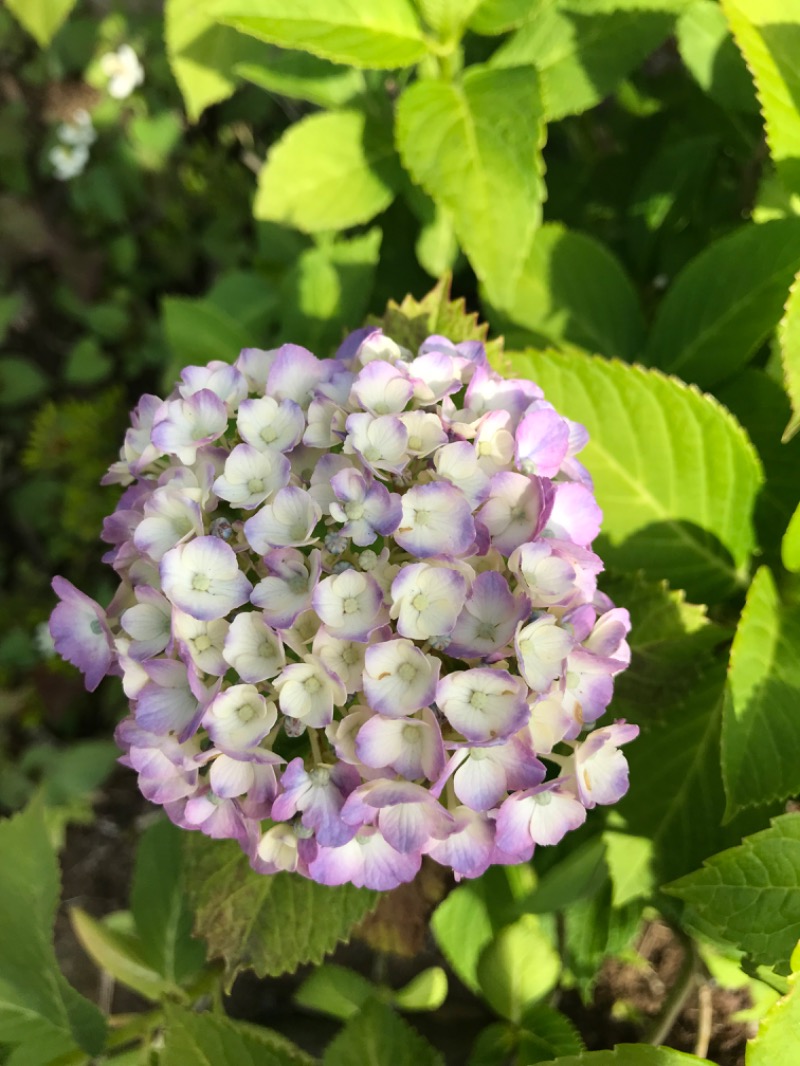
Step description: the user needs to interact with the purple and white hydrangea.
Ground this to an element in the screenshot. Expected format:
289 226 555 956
50 327 636 891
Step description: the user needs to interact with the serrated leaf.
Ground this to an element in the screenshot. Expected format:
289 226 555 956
415 0 480 37
392 967 447 1012
235 49 365 107
722 566 800 817
783 502 800 573
476 914 561 1022
494 222 645 360
0 801 106 1059
255 109 400 233
722 0 800 198
214 0 429 69
503 349 762 602
4 0 76 46
747 950 800 1066
717 368 800 567
165 0 266 121
162 1004 315 1066
183 836 378 986
540 1047 714 1064
518 1003 585 1062
130 819 207 985
644 219 800 388
294 963 374 1021
70 908 180 1003
369 275 502 360
779 268 800 441
469 0 544 36
278 228 382 353
666 813 800 972
492 0 681 121
323 998 443 1066
677 0 758 113
396 64 545 308
430 884 493 994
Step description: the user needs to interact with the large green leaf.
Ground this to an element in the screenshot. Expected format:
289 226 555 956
130 819 207 985
747 948 800 1066
722 566 800 818
162 1005 315 1066
323 998 443 1066
4 0 76 46
542 1048 714 1065
0 801 106 1060
476 915 561 1022
165 0 265 121
183 836 378 985
779 268 800 441
235 49 365 107
396 64 545 308
783 502 800 573
162 295 254 369
278 228 382 352
643 219 800 388
70 908 180 1003
415 0 481 37
494 222 645 361
214 0 429 69
430 884 493 994
722 0 800 197
666 814 800 972
492 0 684 121
677 0 758 113
503 349 762 602
469 0 544 35
717 369 800 568
255 109 400 232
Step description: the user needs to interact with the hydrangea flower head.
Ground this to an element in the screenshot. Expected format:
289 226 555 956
50 318 635 890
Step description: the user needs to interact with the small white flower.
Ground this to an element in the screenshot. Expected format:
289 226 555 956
274 656 347 728
100 44 145 100
244 486 321 552
49 143 89 181
213 443 290 510
515 615 574 693
389 563 468 641
204 684 277 752
172 609 229 676
56 109 96 147
222 611 285 684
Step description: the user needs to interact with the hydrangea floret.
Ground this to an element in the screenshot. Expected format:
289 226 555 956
50 325 636 890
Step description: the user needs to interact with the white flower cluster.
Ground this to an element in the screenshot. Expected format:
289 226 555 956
49 109 96 181
50 329 635 890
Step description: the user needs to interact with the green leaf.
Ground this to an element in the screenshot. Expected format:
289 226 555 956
518 1003 585 1062
63 338 112 386
0 801 106 1059
184 836 378 986
255 109 400 233
677 0 758 113
396 64 545 308
603 832 655 908
415 203 459 279
717 368 800 568
666 813 800 972
0 357 48 407
494 222 645 361
215 0 429 69
468 0 543 36
722 0 800 198
130 819 207 985
0 293 22 344
747 950 800 1066
165 0 266 121
294 963 374 1020
476 914 561 1022
4 0 76 46
323 998 444 1066
538 1047 714 1064
779 268 800 441
503 348 762 602
644 219 800 388
392 967 447 1011
523 835 608 914
162 1004 315 1066
783 502 800 572
235 49 365 107
161 295 253 369
562 885 641 999
415 0 480 37
492 0 681 121
722 566 800 817
430 884 493 994
369 275 502 360
278 228 382 353
70 908 180 1003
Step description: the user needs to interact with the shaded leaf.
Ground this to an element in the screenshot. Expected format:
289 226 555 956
184 836 378 986
677 0 758 113
4 0 76 46
666 813 800 973
323 998 443 1066
469 0 543 36
294 963 374 1021
235 48 365 107
746 947 800 1066
476 914 561 1022
503 349 762 602
70 908 179 1003
779 268 800 441
644 219 800 388
541 1047 714 1064
162 1004 315 1066
396 63 545 308
783 502 800 573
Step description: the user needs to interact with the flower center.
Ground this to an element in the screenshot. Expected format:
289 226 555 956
344 501 364 520
194 634 211 652
343 597 360 615
237 703 256 723
192 573 210 592
412 592 429 611
469 690 488 710
408 435 422 451
261 426 277 443
398 662 417 684
248 478 264 493
304 677 321 695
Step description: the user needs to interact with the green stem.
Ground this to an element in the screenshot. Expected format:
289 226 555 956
643 931 697 1046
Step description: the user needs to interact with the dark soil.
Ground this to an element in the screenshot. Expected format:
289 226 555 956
54 774 753 1065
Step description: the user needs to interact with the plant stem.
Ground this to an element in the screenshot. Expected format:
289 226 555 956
644 932 697 1046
